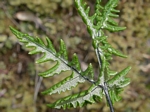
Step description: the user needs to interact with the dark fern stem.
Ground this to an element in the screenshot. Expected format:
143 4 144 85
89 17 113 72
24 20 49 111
99 54 115 112
103 82 114 112
97 48 114 112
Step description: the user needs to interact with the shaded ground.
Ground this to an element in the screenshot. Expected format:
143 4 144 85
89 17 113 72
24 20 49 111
0 0 150 112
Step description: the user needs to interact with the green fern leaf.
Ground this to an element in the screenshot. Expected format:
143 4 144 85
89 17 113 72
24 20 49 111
75 0 97 37
69 53 81 71
107 66 131 103
42 71 84 95
47 85 103 109
10 0 131 111
95 0 126 32
10 26 101 108
107 66 131 88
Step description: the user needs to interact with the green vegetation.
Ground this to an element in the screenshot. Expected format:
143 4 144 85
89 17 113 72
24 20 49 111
10 0 131 111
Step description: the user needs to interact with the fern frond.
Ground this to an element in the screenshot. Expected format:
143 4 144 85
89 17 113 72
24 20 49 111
10 26 85 86
107 66 131 88
75 0 97 37
95 0 126 32
75 0 126 38
47 85 103 109
107 66 131 103
75 0 130 108
10 0 131 111
10 26 101 108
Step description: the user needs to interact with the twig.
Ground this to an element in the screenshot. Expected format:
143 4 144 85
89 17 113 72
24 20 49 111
34 54 43 103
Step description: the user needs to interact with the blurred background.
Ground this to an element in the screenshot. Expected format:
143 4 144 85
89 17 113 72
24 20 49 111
0 0 150 112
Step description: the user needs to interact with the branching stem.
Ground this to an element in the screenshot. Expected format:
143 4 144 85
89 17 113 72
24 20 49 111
96 47 115 112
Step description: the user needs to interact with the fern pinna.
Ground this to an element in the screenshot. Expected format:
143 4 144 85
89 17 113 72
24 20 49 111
10 0 131 111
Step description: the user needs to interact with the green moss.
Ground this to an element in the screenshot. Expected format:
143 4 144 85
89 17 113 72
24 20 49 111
9 0 73 15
